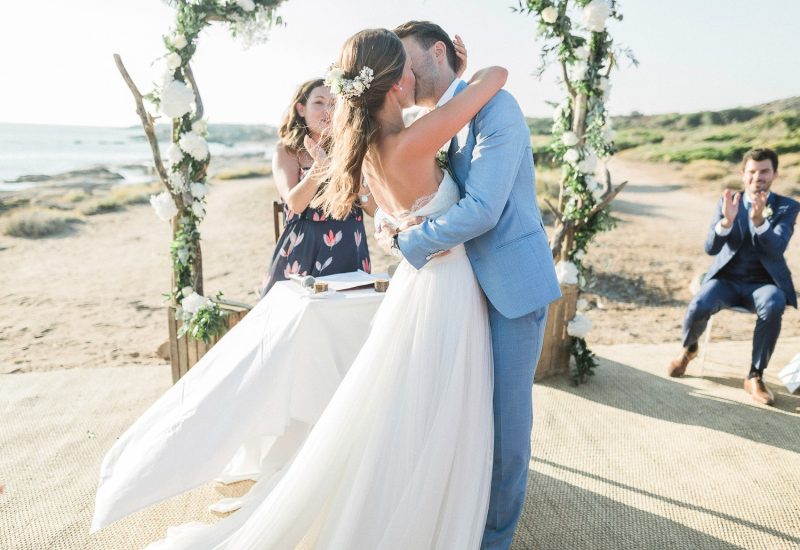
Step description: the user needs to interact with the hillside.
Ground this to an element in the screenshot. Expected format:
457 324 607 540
528 96 800 196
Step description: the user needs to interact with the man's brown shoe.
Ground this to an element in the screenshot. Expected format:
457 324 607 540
668 347 698 377
744 376 775 406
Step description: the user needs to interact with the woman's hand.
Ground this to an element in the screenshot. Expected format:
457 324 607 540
304 134 329 166
454 34 467 79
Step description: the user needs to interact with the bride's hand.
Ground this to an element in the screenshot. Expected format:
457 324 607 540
454 35 467 78
304 135 329 166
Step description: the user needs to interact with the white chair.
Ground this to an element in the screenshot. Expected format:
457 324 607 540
689 273 751 378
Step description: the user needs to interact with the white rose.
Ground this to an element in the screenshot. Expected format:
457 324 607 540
577 298 589 312
181 286 194 297
575 46 590 61
567 314 593 338
191 119 208 135
179 131 209 161
149 191 178 222
172 34 188 50
541 6 558 24
574 249 586 261
168 171 187 192
166 143 184 166
583 0 611 33
577 150 598 174
564 148 580 164
555 260 579 285
190 181 207 199
561 131 579 147
160 79 194 119
191 200 205 218
181 292 206 315
571 61 589 81
234 0 256 11
166 52 182 71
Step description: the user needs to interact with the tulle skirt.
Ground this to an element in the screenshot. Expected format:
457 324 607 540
144 245 494 549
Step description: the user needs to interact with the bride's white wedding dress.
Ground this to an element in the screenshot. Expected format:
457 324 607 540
92 172 494 549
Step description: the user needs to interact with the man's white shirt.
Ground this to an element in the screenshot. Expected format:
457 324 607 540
715 192 771 237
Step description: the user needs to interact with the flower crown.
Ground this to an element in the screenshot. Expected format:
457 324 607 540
324 65 374 100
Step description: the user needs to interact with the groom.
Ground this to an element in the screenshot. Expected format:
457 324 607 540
380 21 561 549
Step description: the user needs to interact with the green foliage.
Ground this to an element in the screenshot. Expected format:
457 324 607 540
516 0 629 384
570 337 597 385
150 0 285 340
176 292 230 344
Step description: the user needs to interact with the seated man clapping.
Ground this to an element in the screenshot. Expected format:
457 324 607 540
668 148 799 405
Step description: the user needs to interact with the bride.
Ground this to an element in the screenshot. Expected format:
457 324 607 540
92 28 507 549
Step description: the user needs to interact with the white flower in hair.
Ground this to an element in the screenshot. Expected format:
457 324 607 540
325 65 374 100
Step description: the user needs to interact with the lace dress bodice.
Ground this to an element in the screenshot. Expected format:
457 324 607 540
382 171 460 228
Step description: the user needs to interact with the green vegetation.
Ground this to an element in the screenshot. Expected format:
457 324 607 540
527 96 800 196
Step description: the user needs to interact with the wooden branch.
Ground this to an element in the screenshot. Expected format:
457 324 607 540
114 53 169 188
572 92 588 138
575 180 628 229
543 198 560 219
184 64 204 122
560 60 576 98
550 219 572 259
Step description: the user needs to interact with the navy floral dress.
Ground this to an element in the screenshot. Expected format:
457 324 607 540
260 166 371 297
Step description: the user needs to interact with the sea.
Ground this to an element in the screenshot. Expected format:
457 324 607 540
0 123 271 192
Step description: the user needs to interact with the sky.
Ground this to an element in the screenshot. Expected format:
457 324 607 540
0 0 798 128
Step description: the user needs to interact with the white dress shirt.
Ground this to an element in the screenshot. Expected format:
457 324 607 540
715 192 771 237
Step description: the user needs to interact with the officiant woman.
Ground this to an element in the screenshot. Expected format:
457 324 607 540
259 79 374 296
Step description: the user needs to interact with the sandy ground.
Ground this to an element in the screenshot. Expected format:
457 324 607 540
1 339 797 549
1 157 799 373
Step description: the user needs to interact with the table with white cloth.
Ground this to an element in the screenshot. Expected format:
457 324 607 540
91 274 387 531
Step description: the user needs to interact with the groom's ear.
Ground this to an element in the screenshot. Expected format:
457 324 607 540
432 41 448 65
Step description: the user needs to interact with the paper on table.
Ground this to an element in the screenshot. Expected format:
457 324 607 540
316 270 390 292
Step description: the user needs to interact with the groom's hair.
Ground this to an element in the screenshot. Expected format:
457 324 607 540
742 148 778 172
394 21 457 73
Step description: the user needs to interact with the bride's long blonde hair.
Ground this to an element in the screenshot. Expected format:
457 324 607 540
311 29 406 219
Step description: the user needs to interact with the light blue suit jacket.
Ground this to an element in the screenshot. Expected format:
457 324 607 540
397 81 561 319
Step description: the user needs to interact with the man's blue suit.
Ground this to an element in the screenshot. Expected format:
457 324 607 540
397 80 561 549
683 191 799 373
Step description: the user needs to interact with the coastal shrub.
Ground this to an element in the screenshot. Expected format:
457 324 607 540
108 183 160 206
4 209 79 238
615 130 664 151
683 160 729 181
660 144 752 164
81 197 123 216
63 190 88 203
703 131 740 142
